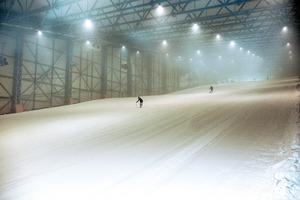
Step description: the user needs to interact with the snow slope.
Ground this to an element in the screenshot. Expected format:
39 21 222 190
1 77 300 200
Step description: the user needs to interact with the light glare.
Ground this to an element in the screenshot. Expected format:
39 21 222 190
157 4 163 15
85 19 92 28
38 30 42 35
283 26 288 32
230 41 235 47
162 40 167 46
192 23 199 31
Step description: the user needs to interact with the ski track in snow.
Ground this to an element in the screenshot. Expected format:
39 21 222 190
0 77 300 200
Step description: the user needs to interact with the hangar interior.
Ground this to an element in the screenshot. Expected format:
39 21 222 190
0 0 299 114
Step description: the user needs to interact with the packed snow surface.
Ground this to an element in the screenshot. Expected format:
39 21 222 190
1 77 300 200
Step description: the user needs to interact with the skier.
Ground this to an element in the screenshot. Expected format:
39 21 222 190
209 86 213 93
136 96 143 108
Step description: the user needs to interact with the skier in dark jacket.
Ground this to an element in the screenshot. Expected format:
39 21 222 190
209 86 213 93
136 97 143 108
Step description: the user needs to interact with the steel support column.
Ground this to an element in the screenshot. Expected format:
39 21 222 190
127 49 132 97
162 54 167 94
65 39 73 105
147 52 152 95
101 45 108 99
10 31 24 113
176 61 181 90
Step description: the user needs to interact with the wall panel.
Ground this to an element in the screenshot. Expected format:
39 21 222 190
0 30 191 114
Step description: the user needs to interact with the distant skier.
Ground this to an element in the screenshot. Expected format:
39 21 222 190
209 86 213 93
136 96 143 108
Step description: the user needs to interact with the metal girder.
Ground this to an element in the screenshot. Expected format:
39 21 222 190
10 31 23 112
101 5 293 35
2 0 84 22
65 39 73 104
1 0 297 45
101 45 108 99
127 48 132 97
146 52 153 95
1 0 298 78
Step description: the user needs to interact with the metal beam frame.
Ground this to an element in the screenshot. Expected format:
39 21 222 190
10 31 23 112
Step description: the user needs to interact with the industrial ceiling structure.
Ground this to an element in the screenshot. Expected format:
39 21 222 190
1 0 299 57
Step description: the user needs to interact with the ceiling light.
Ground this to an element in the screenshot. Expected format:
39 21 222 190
192 23 199 31
85 19 93 29
157 4 163 15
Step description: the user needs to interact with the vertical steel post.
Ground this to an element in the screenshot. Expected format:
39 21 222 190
127 49 132 97
101 45 108 99
162 54 167 94
91 49 94 99
10 31 24 113
134 51 137 96
78 45 83 102
111 47 114 98
65 39 73 105
177 61 180 90
33 35 39 109
147 52 152 95
50 38 55 107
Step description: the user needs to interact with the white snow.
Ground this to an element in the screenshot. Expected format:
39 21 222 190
0 77 300 200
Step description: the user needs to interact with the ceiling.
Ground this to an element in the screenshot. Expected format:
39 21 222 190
0 0 299 62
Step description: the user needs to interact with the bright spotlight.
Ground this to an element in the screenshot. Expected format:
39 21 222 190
252 53 255 56
38 30 42 35
122 45 125 49
197 50 200 54
282 26 288 32
85 19 93 28
239 47 243 50
247 50 250 54
216 34 221 40
287 43 290 47
162 40 167 46
86 40 90 44
230 41 235 47
157 4 164 15
166 53 169 56
136 51 140 54
219 55 222 59
192 23 199 31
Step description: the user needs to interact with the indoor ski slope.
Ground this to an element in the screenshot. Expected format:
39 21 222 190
1 77 300 200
